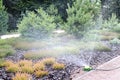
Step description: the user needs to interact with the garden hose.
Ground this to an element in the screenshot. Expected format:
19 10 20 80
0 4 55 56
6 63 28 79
83 65 120 71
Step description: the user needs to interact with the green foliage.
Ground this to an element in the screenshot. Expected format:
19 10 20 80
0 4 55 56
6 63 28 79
0 0 8 34
64 0 100 38
78 42 111 52
94 43 111 52
24 46 79 59
102 14 120 33
9 0 39 11
18 8 56 39
0 58 5 67
0 38 20 46
46 4 63 28
0 45 16 58
110 38 120 44
82 31 101 41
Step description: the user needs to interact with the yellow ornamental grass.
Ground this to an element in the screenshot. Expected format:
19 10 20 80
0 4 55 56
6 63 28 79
18 60 32 67
3 60 14 67
21 65 34 74
12 73 31 80
52 63 65 70
42 58 55 65
6 64 19 73
35 70 48 78
33 62 45 71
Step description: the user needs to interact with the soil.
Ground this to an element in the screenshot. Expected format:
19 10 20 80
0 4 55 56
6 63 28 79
0 41 120 80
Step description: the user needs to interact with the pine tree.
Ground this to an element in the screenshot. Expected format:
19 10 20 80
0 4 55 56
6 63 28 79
65 0 100 38
18 8 56 39
0 0 8 34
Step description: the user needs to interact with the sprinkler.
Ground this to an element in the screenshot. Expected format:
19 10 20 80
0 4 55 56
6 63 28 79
83 66 93 71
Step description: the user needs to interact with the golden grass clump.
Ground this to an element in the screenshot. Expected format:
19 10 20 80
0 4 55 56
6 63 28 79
35 70 48 78
42 58 56 65
3 60 14 67
18 60 32 66
33 62 45 71
20 65 34 74
12 73 31 80
52 63 65 70
6 64 19 73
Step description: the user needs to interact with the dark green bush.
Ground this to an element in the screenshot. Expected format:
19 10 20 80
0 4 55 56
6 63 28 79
18 8 56 39
64 0 100 38
0 0 8 34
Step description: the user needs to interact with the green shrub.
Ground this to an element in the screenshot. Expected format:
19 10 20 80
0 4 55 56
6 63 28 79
110 38 120 44
102 14 120 33
46 4 63 28
0 45 16 58
64 0 100 38
18 8 56 39
0 0 8 34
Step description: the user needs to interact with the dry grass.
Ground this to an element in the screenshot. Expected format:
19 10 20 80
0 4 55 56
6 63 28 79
20 65 34 74
18 60 32 67
33 61 45 71
41 58 55 65
52 63 65 70
3 60 14 67
35 70 48 78
6 64 19 72
12 73 31 80
2 58 66 79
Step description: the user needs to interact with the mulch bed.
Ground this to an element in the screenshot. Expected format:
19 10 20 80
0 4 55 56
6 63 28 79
0 42 120 80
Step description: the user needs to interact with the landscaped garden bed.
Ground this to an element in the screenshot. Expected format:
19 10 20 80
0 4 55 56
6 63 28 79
0 30 120 80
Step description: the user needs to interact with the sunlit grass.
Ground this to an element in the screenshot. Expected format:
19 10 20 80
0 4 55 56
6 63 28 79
33 62 45 71
35 70 49 78
12 73 31 80
52 62 65 70
20 65 34 74
42 57 55 65
18 60 32 67
6 64 19 72
2 58 65 78
3 60 14 67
